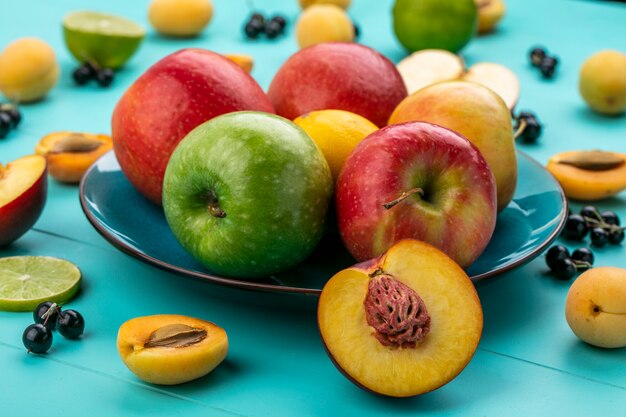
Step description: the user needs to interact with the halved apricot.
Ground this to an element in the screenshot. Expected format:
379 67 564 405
318 239 483 397
546 150 626 201
117 314 228 385
35 131 112 183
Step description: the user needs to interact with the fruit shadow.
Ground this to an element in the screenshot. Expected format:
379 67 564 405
572 104 626 123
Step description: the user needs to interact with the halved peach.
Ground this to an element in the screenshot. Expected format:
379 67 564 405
0 155 47 247
318 239 483 397
117 314 228 385
35 131 112 183
546 150 626 201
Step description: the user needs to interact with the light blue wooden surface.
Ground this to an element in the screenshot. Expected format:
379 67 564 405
1 0 625 416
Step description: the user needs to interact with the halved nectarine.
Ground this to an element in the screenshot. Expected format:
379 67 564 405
0 155 47 247
117 314 228 385
318 239 483 397
35 131 112 183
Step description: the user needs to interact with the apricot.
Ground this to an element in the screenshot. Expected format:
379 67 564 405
475 0 506 34
299 0 351 9
318 239 483 397
0 38 59 103
546 150 626 201
149 0 214 37
35 132 112 184
296 5 354 49
579 50 626 115
566 267 626 348
117 314 228 385
224 54 254 74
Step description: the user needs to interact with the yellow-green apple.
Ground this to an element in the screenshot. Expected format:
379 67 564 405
318 239 483 397
267 42 407 127
389 80 517 211
566 267 626 348
163 111 333 279
112 48 275 205
336 121 497 268
0 155 47 247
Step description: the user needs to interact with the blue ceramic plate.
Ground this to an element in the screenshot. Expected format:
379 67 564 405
80 151 567 295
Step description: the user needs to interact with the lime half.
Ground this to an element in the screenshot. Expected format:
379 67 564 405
63 11 145 69
0 256 81 312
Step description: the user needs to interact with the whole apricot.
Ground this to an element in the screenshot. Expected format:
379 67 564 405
296 5 354 49
579 50 626 115
149 0 214 37
0 38 60 103
299 0 351 9
566 267 626 348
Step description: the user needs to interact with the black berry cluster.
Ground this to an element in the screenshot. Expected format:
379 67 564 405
529 46 559 78
244 13 287 40
546 245 593 280
562 206 624 247
0 103 21 139
73 62 115 87
22 301 85 354
513 111 542 143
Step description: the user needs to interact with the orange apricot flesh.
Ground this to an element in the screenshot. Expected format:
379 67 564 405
117 314 228 385
546 151 626 201
35 132 112 183
318 239 483 397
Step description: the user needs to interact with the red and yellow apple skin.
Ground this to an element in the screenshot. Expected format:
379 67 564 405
112 48 275 205
336 121 497 268
0 155 47 247
267 42 407 127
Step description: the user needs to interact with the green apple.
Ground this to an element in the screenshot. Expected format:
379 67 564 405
163 111 333 279
393 0 477 53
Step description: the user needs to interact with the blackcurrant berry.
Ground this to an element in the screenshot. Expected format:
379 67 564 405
600 210 620 226
265 19 282 39
609 229 624 245
96 68 114 87
514 111 542 143
57 310 85 339
590 227 608 247
540 56 558 78
555 258 577 280
0 112 11 139
571 248 594 266
249 13 265 26
33 301 60 330
271 15 287 30
580 205 600 222
244 20 263 39
1 105 21 128
562 214 588 240
22 323 53 354
353 23 360 40
73 66 92 85
546 245 570 271
529 47 546 67
83 62 98 78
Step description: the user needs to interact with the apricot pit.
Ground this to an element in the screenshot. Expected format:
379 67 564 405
318 239 483 397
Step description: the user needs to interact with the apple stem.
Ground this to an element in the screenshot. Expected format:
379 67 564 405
382 187 424 210
208 202 226 218
513 119 527 139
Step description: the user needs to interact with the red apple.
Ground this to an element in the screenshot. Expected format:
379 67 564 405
267 42 407 127
0 155 47 247
336 121 497 268
112 48 275 205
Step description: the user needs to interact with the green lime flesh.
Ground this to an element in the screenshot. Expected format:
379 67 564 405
393 0 477 53
63 11 145 69
0 256 81 312
163 112 333 280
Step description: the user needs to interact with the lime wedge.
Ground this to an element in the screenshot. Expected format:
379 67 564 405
63 11 145 69
0 256 81 312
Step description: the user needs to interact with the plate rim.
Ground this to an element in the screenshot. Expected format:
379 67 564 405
79 150 568 296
